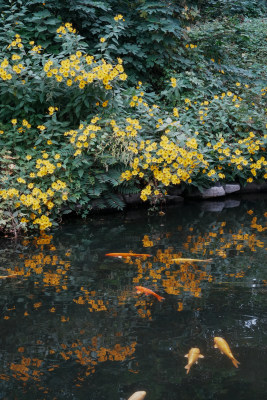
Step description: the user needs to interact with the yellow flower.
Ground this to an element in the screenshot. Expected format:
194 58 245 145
11 119 17 125
54 154 60 160
26 155 32 160
114 14 123 21
170 77 176 88
100 37 106 43
17 177 26 183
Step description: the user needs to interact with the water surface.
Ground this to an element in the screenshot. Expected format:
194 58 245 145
0 196 266 399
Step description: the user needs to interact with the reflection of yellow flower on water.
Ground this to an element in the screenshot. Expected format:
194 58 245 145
142 235 154 247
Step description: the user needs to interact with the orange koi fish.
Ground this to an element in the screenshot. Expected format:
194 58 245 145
172 258 213 263
106 253 152 258
135 286 165 302
128 391 147 400
214 337 240 368
184 347 204 374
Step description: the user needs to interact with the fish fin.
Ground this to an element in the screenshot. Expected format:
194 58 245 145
145 293 149 296
184 354 188 358
195 361 198 364
184 365 190 374
220 351 224 354
136 290 141 294
232 358 240 368
199 355 204 358
214 344 218 348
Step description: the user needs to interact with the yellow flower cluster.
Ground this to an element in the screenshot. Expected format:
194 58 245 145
0 148 68 230
209 131 267 181
186 43 197 48
0 188 19 199
114 14 124 21
170 77 177 88
122 134 208 201
22 119 31 129
7 34 23 49
33 215 52 230
0 35 28 80
238 132 263 154
44 52 127 90
35 157 57 177
0 59 12 80
48 106 58 115
110 117 142 138
64 118 101 156
30 45 42 53
56 23 76 35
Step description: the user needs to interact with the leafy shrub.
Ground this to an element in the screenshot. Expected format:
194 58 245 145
0 2 266 235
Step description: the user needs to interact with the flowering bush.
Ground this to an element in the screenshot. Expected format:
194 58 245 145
0 4 266 235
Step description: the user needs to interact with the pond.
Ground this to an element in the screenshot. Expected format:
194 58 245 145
0 195 266 400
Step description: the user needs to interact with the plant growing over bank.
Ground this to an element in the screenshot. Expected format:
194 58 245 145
0 3 266 235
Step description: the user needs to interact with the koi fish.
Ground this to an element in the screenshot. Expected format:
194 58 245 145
128 391 147 400
0 274 18 279
135 286 165 302
106 253 152 258
214 337 240 368
171 258 213 263
184 347 204 374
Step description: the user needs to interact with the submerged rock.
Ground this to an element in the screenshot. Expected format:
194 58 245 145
224 199 241 208
201 201 225 212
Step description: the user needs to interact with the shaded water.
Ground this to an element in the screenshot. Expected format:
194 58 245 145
0 196 266 399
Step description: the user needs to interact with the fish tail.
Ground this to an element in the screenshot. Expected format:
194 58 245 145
156 295 165 302
231 357 240 368
184 365 190 374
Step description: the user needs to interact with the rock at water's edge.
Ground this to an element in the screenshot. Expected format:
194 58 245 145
202 186 225 199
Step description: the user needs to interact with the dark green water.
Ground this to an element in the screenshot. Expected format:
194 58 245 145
0 196 266 400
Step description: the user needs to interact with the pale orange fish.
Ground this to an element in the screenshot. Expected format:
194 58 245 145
128 391 146 400
106 252 152 258
135 286 165 302
0 274 19 279
214 337 240 368
172 258 213 263
184 347 204 374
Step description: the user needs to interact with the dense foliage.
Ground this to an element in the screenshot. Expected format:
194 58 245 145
0 0 266 234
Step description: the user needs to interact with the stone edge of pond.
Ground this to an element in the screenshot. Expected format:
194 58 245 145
86 181 267 212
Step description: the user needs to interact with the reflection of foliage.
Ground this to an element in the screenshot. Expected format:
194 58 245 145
0 200 266 397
